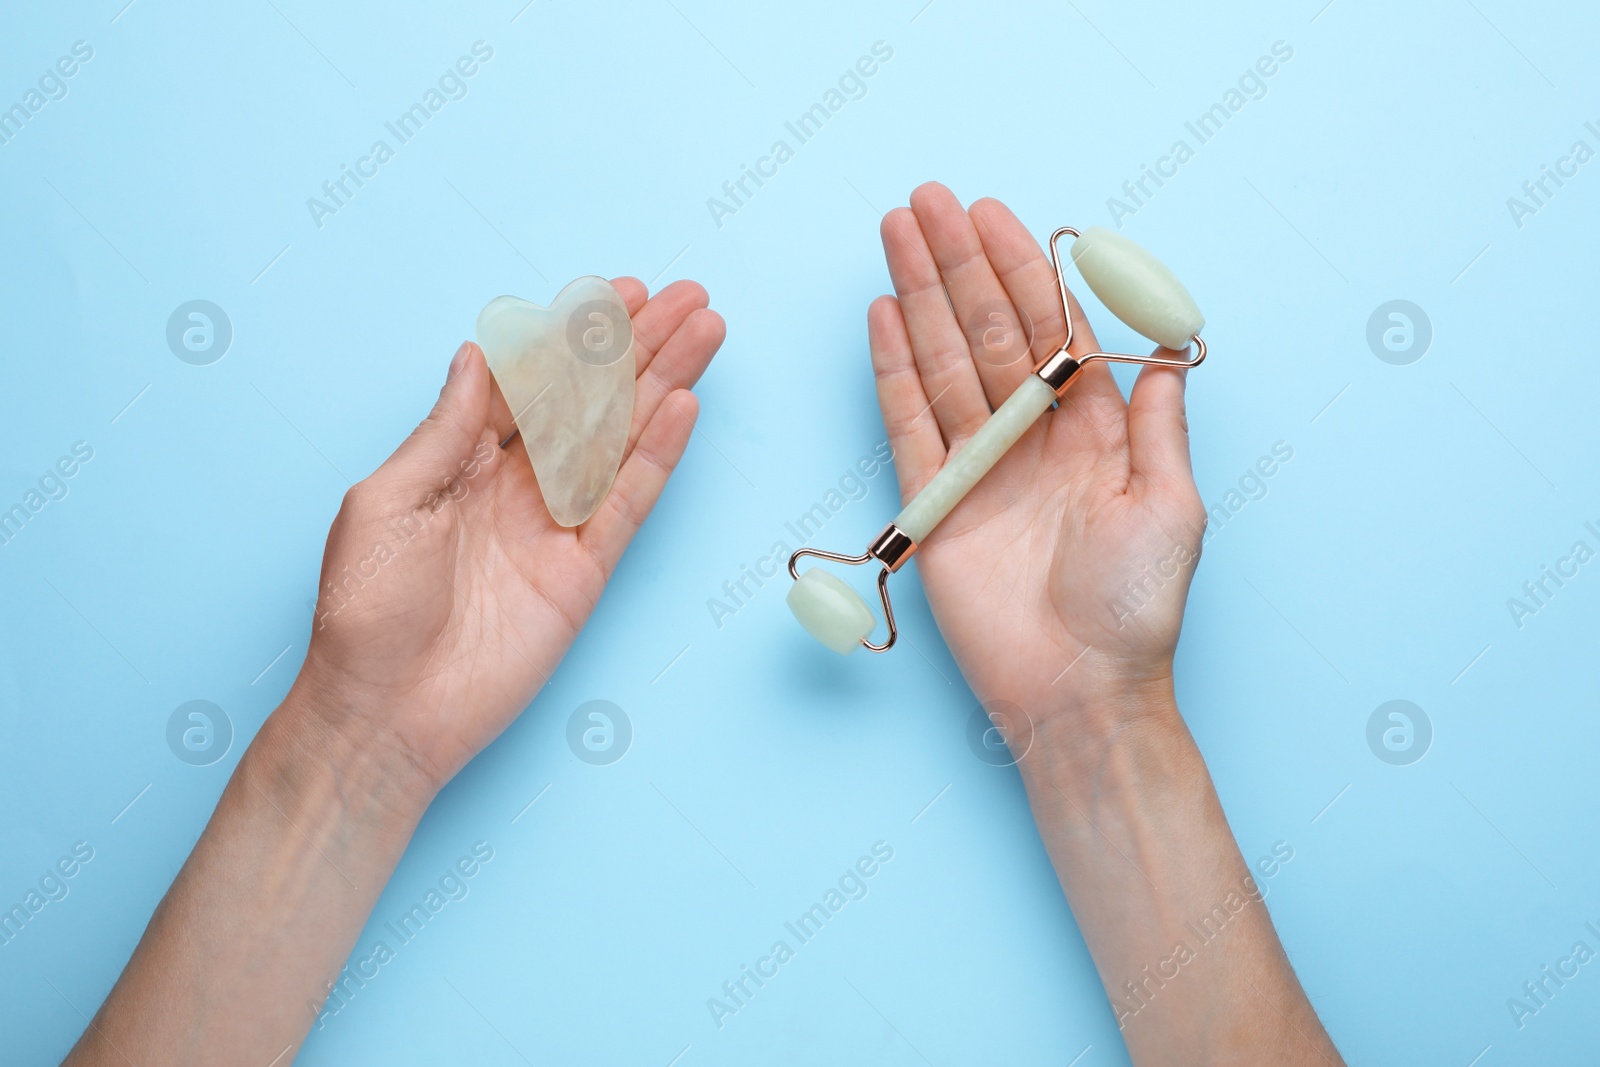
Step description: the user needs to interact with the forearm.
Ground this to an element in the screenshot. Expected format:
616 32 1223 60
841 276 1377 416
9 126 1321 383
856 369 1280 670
65 688 432 1066
1020 681 1340 1066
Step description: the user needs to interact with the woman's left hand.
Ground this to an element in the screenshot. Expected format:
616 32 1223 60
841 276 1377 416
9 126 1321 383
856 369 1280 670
289 277 725 801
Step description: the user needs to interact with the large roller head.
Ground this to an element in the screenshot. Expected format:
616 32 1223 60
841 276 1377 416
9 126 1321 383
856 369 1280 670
1069 227 1204 350
786 569 876 654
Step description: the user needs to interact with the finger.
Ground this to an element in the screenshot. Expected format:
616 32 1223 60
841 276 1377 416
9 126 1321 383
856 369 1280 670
1127 364 1195 491
628 307 725 453
627 279 709 376
481 351 519 445
1047 284 1133 463
582 389 698 573
908 182 1032 409
383 342 500 490
868 295 944 502
609 275 648 317
968 198 1127 414
880 205 991 443
968 198 1131 462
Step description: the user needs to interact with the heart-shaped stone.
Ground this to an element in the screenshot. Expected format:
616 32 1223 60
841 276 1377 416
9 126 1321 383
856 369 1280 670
475 277 635 527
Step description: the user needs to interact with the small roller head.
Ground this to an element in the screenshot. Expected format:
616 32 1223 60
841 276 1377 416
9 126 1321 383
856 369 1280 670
786 570 876 654
1070 226 1204 351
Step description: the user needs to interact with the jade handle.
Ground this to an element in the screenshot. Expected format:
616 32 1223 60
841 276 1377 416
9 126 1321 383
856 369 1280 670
893 375 1057 543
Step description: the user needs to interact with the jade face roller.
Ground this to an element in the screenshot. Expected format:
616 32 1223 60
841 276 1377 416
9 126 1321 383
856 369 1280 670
785 225 1206 654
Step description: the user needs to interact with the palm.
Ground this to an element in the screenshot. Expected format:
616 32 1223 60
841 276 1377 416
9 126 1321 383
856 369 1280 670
868 186 1202 721
384 470 603 777
299 278 724 788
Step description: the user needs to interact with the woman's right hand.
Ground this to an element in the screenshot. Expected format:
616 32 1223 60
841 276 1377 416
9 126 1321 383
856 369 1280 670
867 183 1204 739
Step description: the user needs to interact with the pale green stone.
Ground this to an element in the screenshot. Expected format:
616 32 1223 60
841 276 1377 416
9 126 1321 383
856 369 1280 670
476 277 635 527
894 375 1056 543
786 569 875 654
1070 226 1205 350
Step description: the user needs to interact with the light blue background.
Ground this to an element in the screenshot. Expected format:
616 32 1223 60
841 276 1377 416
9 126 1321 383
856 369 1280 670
3 0 1598 1063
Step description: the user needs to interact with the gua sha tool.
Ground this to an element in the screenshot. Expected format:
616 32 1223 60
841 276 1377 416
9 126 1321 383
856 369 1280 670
475 277 635 528
786 225 1207 654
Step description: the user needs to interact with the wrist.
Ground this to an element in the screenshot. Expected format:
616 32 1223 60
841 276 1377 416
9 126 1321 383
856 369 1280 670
1015 669 1191 791
1052 662 1180 727
248 680 438 841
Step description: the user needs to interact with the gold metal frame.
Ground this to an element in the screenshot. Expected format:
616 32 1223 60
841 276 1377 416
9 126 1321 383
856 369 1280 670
1037 226 1206 396
787 224 1207 654
786 522 915 652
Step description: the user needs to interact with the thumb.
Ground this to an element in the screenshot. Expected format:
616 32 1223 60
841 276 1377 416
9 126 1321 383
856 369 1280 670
382 342 497 490
1126 364 1195 492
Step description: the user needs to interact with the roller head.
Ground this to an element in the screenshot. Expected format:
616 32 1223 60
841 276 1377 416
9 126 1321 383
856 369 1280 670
786 570 876 654
1070 226 1204 351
